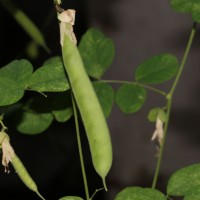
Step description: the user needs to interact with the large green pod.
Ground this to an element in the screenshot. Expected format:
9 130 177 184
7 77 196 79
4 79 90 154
62 34 112 189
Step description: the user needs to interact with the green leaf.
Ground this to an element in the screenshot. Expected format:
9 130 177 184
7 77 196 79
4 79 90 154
0 59 33 105
0 59 33 87
29 62 69 92
135 54 178 84
16 111 53 134
115 84 147 113
53 108 73 123
167 164 200 196
43 56 62 65
79 28 115 79
51 92 73 123
0 78 25 106
93 82 114 117
16 98 54 134
0 0 49 52
59 197 84 200
170 0 200 23
148 107 167 122
115 186 166 200
184 187 200 200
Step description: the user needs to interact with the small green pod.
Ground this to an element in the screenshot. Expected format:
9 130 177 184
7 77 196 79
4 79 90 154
62 34 112 189
11 154 45 200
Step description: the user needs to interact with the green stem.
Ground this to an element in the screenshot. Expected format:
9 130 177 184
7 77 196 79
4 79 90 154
151 96 172 189
170 23 197 96
151 22 197 189
71 94 90 200
0 118 7 132
90 188 104 200
100 80 167 96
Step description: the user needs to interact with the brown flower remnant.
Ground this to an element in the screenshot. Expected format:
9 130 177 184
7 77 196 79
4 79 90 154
0 133 15 173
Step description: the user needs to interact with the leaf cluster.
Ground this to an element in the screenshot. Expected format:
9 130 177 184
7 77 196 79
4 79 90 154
1 0 200 199
0 28 178 135
114 164 200 200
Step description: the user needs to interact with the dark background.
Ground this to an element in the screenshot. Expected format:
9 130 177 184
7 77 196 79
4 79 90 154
0 0 200 199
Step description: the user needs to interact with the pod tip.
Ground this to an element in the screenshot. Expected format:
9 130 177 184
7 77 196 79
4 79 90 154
36 191 45 200
102 178 108 191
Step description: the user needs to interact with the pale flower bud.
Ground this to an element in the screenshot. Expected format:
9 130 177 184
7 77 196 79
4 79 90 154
1 138 15 173
58 9 77 46
58 9 76 25
151 117 164 146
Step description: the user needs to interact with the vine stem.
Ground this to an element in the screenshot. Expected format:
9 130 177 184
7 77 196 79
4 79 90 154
100 80 167 96
71 94 90 200
151 22 197 189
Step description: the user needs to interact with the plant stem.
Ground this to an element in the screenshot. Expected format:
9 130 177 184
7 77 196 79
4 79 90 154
71 94 90 200
169 23 197 96
0 117 7 132
151 96 172 189
100 80 167 96
151 22 197 189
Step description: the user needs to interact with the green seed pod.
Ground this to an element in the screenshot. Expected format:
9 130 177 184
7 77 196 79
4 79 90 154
62 34 112 190
11 154 45 200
